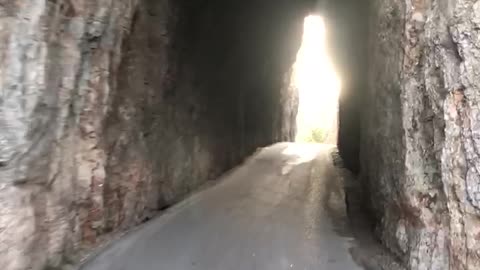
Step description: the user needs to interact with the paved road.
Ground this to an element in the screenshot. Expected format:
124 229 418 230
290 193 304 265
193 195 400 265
80 143 363 270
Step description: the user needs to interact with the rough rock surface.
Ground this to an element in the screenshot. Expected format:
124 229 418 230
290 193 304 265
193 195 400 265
0 1 310 269
358 0 480 269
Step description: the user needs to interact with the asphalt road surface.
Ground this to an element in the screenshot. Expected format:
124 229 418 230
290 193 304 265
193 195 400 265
80 143 363 270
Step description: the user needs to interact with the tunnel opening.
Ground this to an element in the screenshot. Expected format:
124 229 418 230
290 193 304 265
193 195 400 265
6 0 480 269
292 15 341 145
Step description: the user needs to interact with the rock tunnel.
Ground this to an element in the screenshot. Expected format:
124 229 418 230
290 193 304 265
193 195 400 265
1 0 480 269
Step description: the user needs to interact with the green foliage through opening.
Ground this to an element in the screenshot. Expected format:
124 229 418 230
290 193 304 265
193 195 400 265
297 128 328 143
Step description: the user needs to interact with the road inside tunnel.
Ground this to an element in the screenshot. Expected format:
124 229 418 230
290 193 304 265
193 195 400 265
79 143 363 270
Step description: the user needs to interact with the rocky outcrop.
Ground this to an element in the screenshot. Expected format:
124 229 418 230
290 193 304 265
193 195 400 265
357 0 480 269
0 1 310 269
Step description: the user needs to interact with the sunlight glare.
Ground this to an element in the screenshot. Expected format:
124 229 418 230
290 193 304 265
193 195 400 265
293 15 341 143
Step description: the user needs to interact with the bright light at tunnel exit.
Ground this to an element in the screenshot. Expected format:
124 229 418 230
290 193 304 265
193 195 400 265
292 15 341 144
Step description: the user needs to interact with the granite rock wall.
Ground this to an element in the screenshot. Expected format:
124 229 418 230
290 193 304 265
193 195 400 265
352 0 480 269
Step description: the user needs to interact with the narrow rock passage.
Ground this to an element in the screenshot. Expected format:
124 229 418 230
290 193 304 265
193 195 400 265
80 143 362 270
